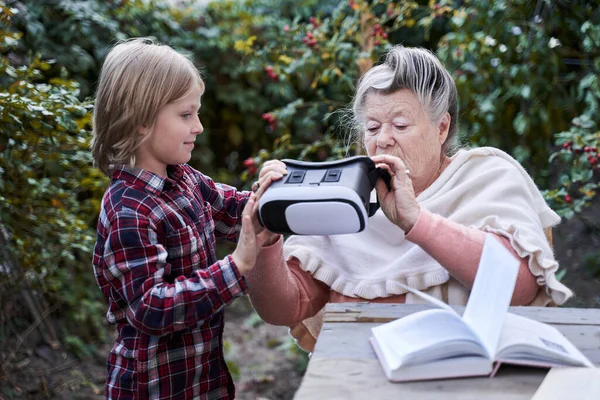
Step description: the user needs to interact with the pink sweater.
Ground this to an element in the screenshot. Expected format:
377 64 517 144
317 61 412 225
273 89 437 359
246 209 535 351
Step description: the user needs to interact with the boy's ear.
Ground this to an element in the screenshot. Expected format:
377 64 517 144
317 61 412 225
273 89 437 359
138 124 151 137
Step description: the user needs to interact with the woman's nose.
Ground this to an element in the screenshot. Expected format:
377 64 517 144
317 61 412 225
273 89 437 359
376 124 394 147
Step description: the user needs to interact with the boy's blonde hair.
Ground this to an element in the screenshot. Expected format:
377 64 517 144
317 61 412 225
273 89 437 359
91 37 205 175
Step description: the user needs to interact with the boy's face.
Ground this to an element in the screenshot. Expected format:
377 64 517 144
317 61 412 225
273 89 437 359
135 85 203 177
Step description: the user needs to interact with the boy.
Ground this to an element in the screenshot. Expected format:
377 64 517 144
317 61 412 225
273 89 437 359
91 37 282 399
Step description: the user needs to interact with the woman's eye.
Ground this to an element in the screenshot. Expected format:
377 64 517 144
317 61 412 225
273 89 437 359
367 126 379 134
395 125 408 130
182 113 191 119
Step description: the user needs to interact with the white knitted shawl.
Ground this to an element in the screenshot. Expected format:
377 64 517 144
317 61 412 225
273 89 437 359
283 147 572 307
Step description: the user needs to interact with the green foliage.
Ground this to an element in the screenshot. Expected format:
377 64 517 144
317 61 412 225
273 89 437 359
543 17 600 218
437 0 573 168
583 250 600 278
64 334 96 358
9 0 188 98
0 1 108 340
223 339 241 380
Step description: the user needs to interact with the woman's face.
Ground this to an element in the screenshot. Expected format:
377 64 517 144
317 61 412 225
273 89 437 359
363 89 450 193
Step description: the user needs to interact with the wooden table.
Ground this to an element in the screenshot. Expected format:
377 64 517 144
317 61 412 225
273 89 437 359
294 303 600 400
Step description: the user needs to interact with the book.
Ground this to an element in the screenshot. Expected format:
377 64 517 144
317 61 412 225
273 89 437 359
370 235 594 382
530 367 600 400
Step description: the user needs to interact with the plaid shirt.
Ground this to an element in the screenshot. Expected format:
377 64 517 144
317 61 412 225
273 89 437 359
93 164 250 400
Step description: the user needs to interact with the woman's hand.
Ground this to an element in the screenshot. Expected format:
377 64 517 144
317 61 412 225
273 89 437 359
370 154 421 232
252 160 288 189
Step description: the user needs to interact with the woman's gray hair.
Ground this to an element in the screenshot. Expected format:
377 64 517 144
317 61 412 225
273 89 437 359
349 46 459 155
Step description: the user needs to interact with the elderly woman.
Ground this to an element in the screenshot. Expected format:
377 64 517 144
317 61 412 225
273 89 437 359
247 46 572 352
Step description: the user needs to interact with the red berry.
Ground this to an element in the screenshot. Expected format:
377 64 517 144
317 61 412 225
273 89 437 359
283 25 289 32
374 40 380 46
243 157 255 168
562 142 571 149
590 158 597 165
265 65 273 73
382 32 388 39
564 195 572 203
262 113 274 122
585 146 591 152
593 146 598 152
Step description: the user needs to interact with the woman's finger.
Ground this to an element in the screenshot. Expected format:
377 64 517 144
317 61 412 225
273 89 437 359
375 163 394 176
263 160 287 170
372 155 409 177
259 161 288 178
374 177 392 196
254 171 282 198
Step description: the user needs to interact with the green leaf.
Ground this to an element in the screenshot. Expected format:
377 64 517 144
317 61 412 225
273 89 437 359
513 113 528 136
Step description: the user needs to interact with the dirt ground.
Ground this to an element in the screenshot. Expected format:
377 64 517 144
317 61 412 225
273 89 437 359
1 210 599 400
0 296 305 400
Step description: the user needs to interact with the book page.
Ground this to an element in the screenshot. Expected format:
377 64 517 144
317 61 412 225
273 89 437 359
495 313 593 367
462 235 520 358
371 308 487 370
391 278 457 314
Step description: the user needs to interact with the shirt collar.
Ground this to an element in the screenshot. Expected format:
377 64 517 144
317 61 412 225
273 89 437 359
112 164 186 194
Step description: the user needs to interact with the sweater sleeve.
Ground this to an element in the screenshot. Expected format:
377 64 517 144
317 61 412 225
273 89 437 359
245 236 330 326
405 209 538 304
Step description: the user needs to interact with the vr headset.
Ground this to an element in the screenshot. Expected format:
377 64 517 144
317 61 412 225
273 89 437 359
257 156 391 235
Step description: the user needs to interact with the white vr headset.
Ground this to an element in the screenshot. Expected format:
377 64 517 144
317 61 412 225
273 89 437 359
257 156 391 235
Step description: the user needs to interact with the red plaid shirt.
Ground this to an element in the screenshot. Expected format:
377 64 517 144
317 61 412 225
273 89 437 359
93 164 250 399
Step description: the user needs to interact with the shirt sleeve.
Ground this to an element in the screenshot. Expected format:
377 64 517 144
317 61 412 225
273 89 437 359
405 208 535 303
101 208 247 336
245 236 330 326
196 172 251 242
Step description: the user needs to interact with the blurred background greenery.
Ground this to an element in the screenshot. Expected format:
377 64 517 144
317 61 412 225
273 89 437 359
1 0 599 398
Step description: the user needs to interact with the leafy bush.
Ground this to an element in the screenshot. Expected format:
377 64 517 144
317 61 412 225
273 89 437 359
543 18 600 218
0 2 108 340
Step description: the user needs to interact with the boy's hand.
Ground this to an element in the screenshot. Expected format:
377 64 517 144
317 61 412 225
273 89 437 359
232 193 264 275
232 159 286 274
250 160 288 247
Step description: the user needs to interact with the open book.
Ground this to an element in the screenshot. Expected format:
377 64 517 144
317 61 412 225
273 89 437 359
370 235 594 382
